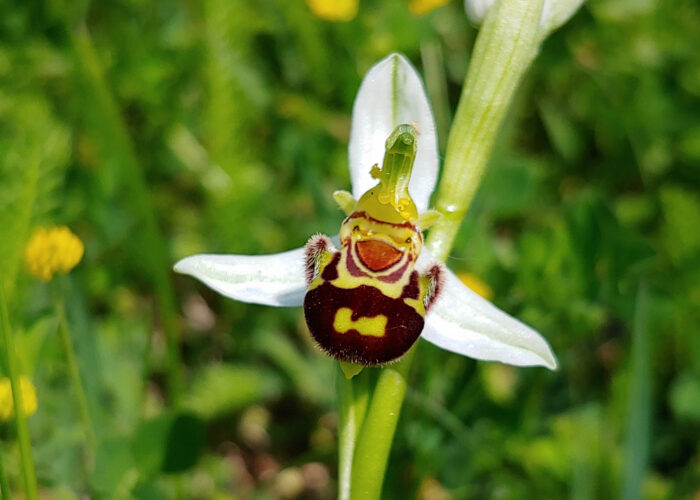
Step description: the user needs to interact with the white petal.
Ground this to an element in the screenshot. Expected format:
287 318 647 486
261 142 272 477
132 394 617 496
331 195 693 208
464 0 494 24
541 0 585 35
349 53 439 213
421 266 558 370
174 247 307 307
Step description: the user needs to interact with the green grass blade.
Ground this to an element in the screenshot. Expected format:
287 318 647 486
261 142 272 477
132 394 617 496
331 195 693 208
620 284 652 500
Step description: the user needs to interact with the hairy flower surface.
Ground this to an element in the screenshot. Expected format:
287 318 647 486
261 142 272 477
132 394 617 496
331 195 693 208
0 376 38 420
175 54 557 370
25 226 84 281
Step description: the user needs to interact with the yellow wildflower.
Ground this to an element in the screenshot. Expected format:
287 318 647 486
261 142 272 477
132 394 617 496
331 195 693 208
24 226 84 281
0 376 38 420
457 272 493 300
306 0 358 21
409 0 451 16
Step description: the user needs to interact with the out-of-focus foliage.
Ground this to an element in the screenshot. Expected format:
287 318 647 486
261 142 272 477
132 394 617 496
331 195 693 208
0 0 698 498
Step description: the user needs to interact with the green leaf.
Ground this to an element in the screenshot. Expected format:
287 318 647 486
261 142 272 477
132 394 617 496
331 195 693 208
538 98 584 162
132 412 206 476
131 414 175 477
660 186 700 264
91 436 133 494
183 363 282 419
162 413 206 473
479 154 540 217
131 482 169 500
669 373 700 422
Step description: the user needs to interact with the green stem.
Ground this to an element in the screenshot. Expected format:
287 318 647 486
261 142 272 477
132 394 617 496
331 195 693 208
0 288 38 500
426 0 543 260
337 367 369 500
0 442 11 500
345 1 548 496
349 349 415 500
70 26 184 403
55 298 97 449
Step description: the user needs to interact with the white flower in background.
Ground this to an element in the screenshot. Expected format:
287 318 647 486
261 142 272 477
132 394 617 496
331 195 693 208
465 0 585 35
174 53 557 370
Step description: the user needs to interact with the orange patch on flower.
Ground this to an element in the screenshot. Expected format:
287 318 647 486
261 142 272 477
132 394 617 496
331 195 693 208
356 240 402 271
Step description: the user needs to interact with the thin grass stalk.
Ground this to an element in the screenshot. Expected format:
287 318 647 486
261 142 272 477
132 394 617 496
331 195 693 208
55 297 97 449
0 288 37 500
620 284 652 500
0 444 11 500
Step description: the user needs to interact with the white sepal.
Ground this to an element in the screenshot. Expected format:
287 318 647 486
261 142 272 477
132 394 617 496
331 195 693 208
174 247 307 307
419 259 557 369
348 53 439 213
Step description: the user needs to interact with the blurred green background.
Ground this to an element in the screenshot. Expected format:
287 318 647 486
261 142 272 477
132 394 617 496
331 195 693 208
1 0 699 498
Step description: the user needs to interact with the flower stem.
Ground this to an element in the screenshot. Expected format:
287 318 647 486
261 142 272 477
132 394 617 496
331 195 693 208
426 0 543 261
55 297 97 450
349 348 415 500
337 367 369 500
0 287 38 500
0 444 11 500
345 1 548 495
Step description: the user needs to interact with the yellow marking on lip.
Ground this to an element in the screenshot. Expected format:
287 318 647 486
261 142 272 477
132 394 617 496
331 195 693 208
331 247 412 299
333 308 387 337
403 298 425 317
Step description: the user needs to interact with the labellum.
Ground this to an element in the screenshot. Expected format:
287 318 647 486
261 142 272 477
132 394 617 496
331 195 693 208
303 124 442 365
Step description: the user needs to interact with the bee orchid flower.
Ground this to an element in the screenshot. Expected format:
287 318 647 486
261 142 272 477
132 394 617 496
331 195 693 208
174 53 557 370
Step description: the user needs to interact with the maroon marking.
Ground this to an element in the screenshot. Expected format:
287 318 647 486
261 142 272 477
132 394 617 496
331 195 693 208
400 271 420 300
346 247 368 278
349 211 417 230
378 259 409 283
321 253 341 281
356 240 402 271
304 282 425 365
424 264 444 312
